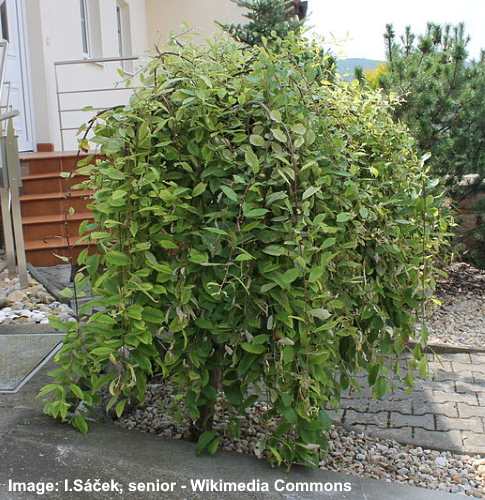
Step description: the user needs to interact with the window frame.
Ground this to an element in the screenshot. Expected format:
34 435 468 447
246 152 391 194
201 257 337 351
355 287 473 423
80 0 90 57
115 0 133 72
80 0 102 59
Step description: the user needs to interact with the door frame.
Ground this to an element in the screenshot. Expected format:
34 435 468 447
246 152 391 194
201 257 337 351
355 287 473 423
15 0 35 151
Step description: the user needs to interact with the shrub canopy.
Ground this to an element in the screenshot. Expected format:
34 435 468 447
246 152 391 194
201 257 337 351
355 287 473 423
43 35 446 467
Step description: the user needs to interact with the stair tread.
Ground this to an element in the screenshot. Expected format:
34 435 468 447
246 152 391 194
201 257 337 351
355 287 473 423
20 190 92 201
25 237 93 251
22 212 94 225
20 151 94 161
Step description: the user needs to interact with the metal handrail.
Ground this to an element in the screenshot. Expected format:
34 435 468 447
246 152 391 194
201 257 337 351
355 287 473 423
54 55 142 150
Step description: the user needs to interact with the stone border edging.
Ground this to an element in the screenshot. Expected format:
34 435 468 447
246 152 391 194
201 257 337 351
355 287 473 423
408 341 485 354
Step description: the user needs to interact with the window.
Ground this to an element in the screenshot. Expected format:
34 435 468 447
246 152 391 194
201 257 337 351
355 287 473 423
80 0 89 55
116 0 133 72
0 1 9 42
79 0 102 58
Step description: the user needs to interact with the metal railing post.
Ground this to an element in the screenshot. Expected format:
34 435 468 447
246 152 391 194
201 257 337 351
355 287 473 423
0 133 16 276
5 117 28 288
54 55 141 151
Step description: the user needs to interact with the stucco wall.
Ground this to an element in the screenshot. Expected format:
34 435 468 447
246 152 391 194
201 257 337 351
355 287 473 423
145 0 245 48
24 0 149 150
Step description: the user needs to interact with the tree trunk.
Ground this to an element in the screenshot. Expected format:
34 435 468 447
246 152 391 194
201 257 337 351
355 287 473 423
190 347 223 441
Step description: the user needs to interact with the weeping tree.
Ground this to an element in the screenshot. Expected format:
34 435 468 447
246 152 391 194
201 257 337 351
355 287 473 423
41 35 447 468
220 0 308 46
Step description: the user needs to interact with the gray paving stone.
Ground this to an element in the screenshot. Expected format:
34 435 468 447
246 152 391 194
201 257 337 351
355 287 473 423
412 429 463 452
427 361 453 373
454 361 485 374
368 399 412 414
436 353 472 363
340 398 369 412
413 401 458 417
435 415 483 432
326 409 344 421
418 380 455 393
457 402 485 418
344 410 388 428
455 380 485 394
377 427 413 443
470 353 485 364
461 431 485 453
429 390 479 404
472 372 485 385
370 427 413 443
390 412 435 430
432 370 461 382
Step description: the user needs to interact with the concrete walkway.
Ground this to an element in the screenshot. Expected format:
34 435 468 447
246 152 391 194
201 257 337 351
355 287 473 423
328 352 485 454
0 364 471 500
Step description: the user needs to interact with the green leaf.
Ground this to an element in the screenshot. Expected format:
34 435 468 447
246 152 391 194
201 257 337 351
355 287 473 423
235 252 255 262
322 237 336 249
115 399 126 418
336 212 353 223
106 251 130 267
302 186 320 200
72 415 88 434
270 109 282 122
266 191 287 205
196 431 218 455
271 128 287 143
245 149 260 174
127 304 143 320
90 347 114 357
263 245 287 256
159 240 178 249
241 342 266 354
249 134 265 147
69 384 84 399
192 182 207 197
189 249 209 264
244 208 268 218
309 308 331 321
292 123 306 135
142 306 163 324
281 407 298 424
221 185 238 202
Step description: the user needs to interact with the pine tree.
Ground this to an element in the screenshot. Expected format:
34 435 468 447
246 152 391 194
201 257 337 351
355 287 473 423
220 0 308 46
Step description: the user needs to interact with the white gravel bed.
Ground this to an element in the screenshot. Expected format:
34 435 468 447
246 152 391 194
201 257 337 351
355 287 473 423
118 384 485 497
425 262 485 348
0 264 74 325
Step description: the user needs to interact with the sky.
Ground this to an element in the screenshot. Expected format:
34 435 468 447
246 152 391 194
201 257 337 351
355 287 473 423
309 0 485 61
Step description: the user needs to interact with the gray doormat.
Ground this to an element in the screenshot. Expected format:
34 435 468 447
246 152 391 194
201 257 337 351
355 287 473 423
0 325 64 393
28 264 93 310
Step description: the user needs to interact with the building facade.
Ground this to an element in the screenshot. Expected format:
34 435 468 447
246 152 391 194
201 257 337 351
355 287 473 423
1 0 244 152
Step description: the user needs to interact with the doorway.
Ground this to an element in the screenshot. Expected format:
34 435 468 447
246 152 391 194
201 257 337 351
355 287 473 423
1 0 34 151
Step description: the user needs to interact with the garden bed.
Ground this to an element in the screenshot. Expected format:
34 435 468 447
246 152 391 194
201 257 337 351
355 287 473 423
0 260 74 326
118 384 485 497
425 262 485 349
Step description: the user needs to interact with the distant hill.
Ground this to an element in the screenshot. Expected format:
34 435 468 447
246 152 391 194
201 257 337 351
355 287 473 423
337 58 383 80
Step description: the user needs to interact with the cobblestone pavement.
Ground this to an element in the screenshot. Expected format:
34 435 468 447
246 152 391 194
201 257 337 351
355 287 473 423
328 352 485 454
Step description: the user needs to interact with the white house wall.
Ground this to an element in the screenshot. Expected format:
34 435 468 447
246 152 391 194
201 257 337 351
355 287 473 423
145 0 245 48
25 0 149 150
24 0 244 151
